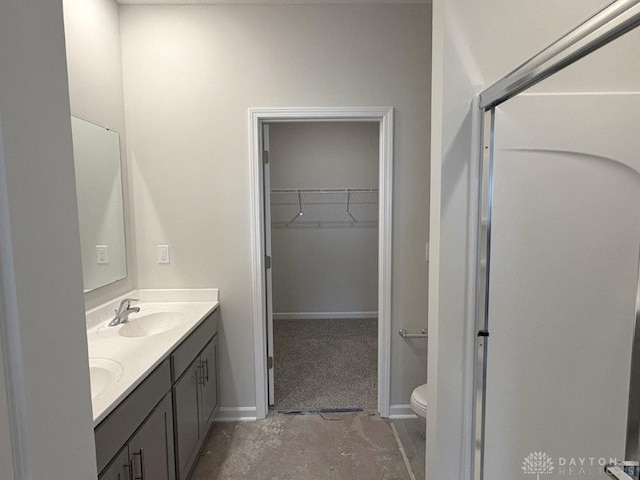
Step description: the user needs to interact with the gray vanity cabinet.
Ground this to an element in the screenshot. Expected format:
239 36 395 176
170 308 220 480
96 360 172 477
128 393 176 480
172 334 219 480
95 307 220 480
173 358 202 479
98 393 175 480
98 447 129 480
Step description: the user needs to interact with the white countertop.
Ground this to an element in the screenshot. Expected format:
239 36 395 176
86 289 219 426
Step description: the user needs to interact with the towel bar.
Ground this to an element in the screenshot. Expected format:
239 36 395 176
399 329 428 339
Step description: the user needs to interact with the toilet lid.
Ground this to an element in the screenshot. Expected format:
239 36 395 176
410 383 428 417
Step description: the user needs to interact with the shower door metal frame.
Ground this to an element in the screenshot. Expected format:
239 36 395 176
471 1 640 479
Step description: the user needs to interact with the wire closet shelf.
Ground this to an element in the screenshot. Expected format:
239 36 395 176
270 188 379 227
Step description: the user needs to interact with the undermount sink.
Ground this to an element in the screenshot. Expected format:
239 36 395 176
89 358 123 400
119 310 186 338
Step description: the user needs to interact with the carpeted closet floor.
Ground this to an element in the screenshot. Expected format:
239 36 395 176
272 318 378 411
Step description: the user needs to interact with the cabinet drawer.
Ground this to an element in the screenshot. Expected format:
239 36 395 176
95 360 171 474
171 307 219 381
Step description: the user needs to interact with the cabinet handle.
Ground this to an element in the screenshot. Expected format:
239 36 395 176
203 359 209 383
196 363 205 386
140 448 146 480
126 457 135 480
132 449 145 480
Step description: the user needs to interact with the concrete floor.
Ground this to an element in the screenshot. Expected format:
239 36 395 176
390 418 426 480
191 412 412 480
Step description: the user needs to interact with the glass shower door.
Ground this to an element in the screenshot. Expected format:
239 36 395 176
478 93 640 480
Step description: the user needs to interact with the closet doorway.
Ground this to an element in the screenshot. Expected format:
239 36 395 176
249 107 393 420
268 121 379 412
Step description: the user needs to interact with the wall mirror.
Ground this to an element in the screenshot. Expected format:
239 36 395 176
71 116 127 292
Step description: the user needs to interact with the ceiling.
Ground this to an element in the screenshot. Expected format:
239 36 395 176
117 0 430 4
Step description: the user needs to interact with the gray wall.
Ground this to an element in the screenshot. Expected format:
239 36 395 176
63 0 136 309
269 122 379 317
0 305 13 480
120 4 431 412
0 0 98 477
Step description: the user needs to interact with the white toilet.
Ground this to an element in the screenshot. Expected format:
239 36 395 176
410 383 428 418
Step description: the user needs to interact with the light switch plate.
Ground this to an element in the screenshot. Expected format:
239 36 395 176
96 245 109 264
158 245 170 264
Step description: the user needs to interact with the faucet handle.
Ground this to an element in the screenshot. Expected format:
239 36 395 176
116 298 140 314
120 298 140 308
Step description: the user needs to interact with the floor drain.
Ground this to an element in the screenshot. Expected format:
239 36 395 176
279 408 364 415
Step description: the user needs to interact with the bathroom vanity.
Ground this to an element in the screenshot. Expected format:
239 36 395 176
86 290 220 480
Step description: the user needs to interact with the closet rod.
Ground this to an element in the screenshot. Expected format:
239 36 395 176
271 188 379 193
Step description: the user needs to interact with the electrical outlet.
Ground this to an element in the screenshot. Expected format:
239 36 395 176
96 245 109 264
158 245 170 264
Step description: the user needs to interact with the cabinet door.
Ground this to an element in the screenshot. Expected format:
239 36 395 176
199 336 218 431
173 357 201 480
98 446 129 480
128 393 175 480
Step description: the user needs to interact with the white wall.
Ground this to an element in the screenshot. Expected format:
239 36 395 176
0 0 98 478
119 4 431 413
269 122 378 317
63 0 136 309
428 1 611 478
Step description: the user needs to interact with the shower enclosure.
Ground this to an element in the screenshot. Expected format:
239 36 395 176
472 1 640 479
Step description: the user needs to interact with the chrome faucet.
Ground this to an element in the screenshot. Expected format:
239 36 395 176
109 298 140 326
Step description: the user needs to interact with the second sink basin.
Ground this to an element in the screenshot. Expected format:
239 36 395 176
119 309 187 338
89 358 123 400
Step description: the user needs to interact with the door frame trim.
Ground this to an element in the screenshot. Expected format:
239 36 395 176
248 106 394 419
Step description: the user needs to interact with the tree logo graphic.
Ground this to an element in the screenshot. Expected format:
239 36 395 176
522 452 555 479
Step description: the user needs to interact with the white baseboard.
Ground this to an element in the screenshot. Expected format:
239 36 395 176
214 407 258 422
273 311 378 320
388 404 418 419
